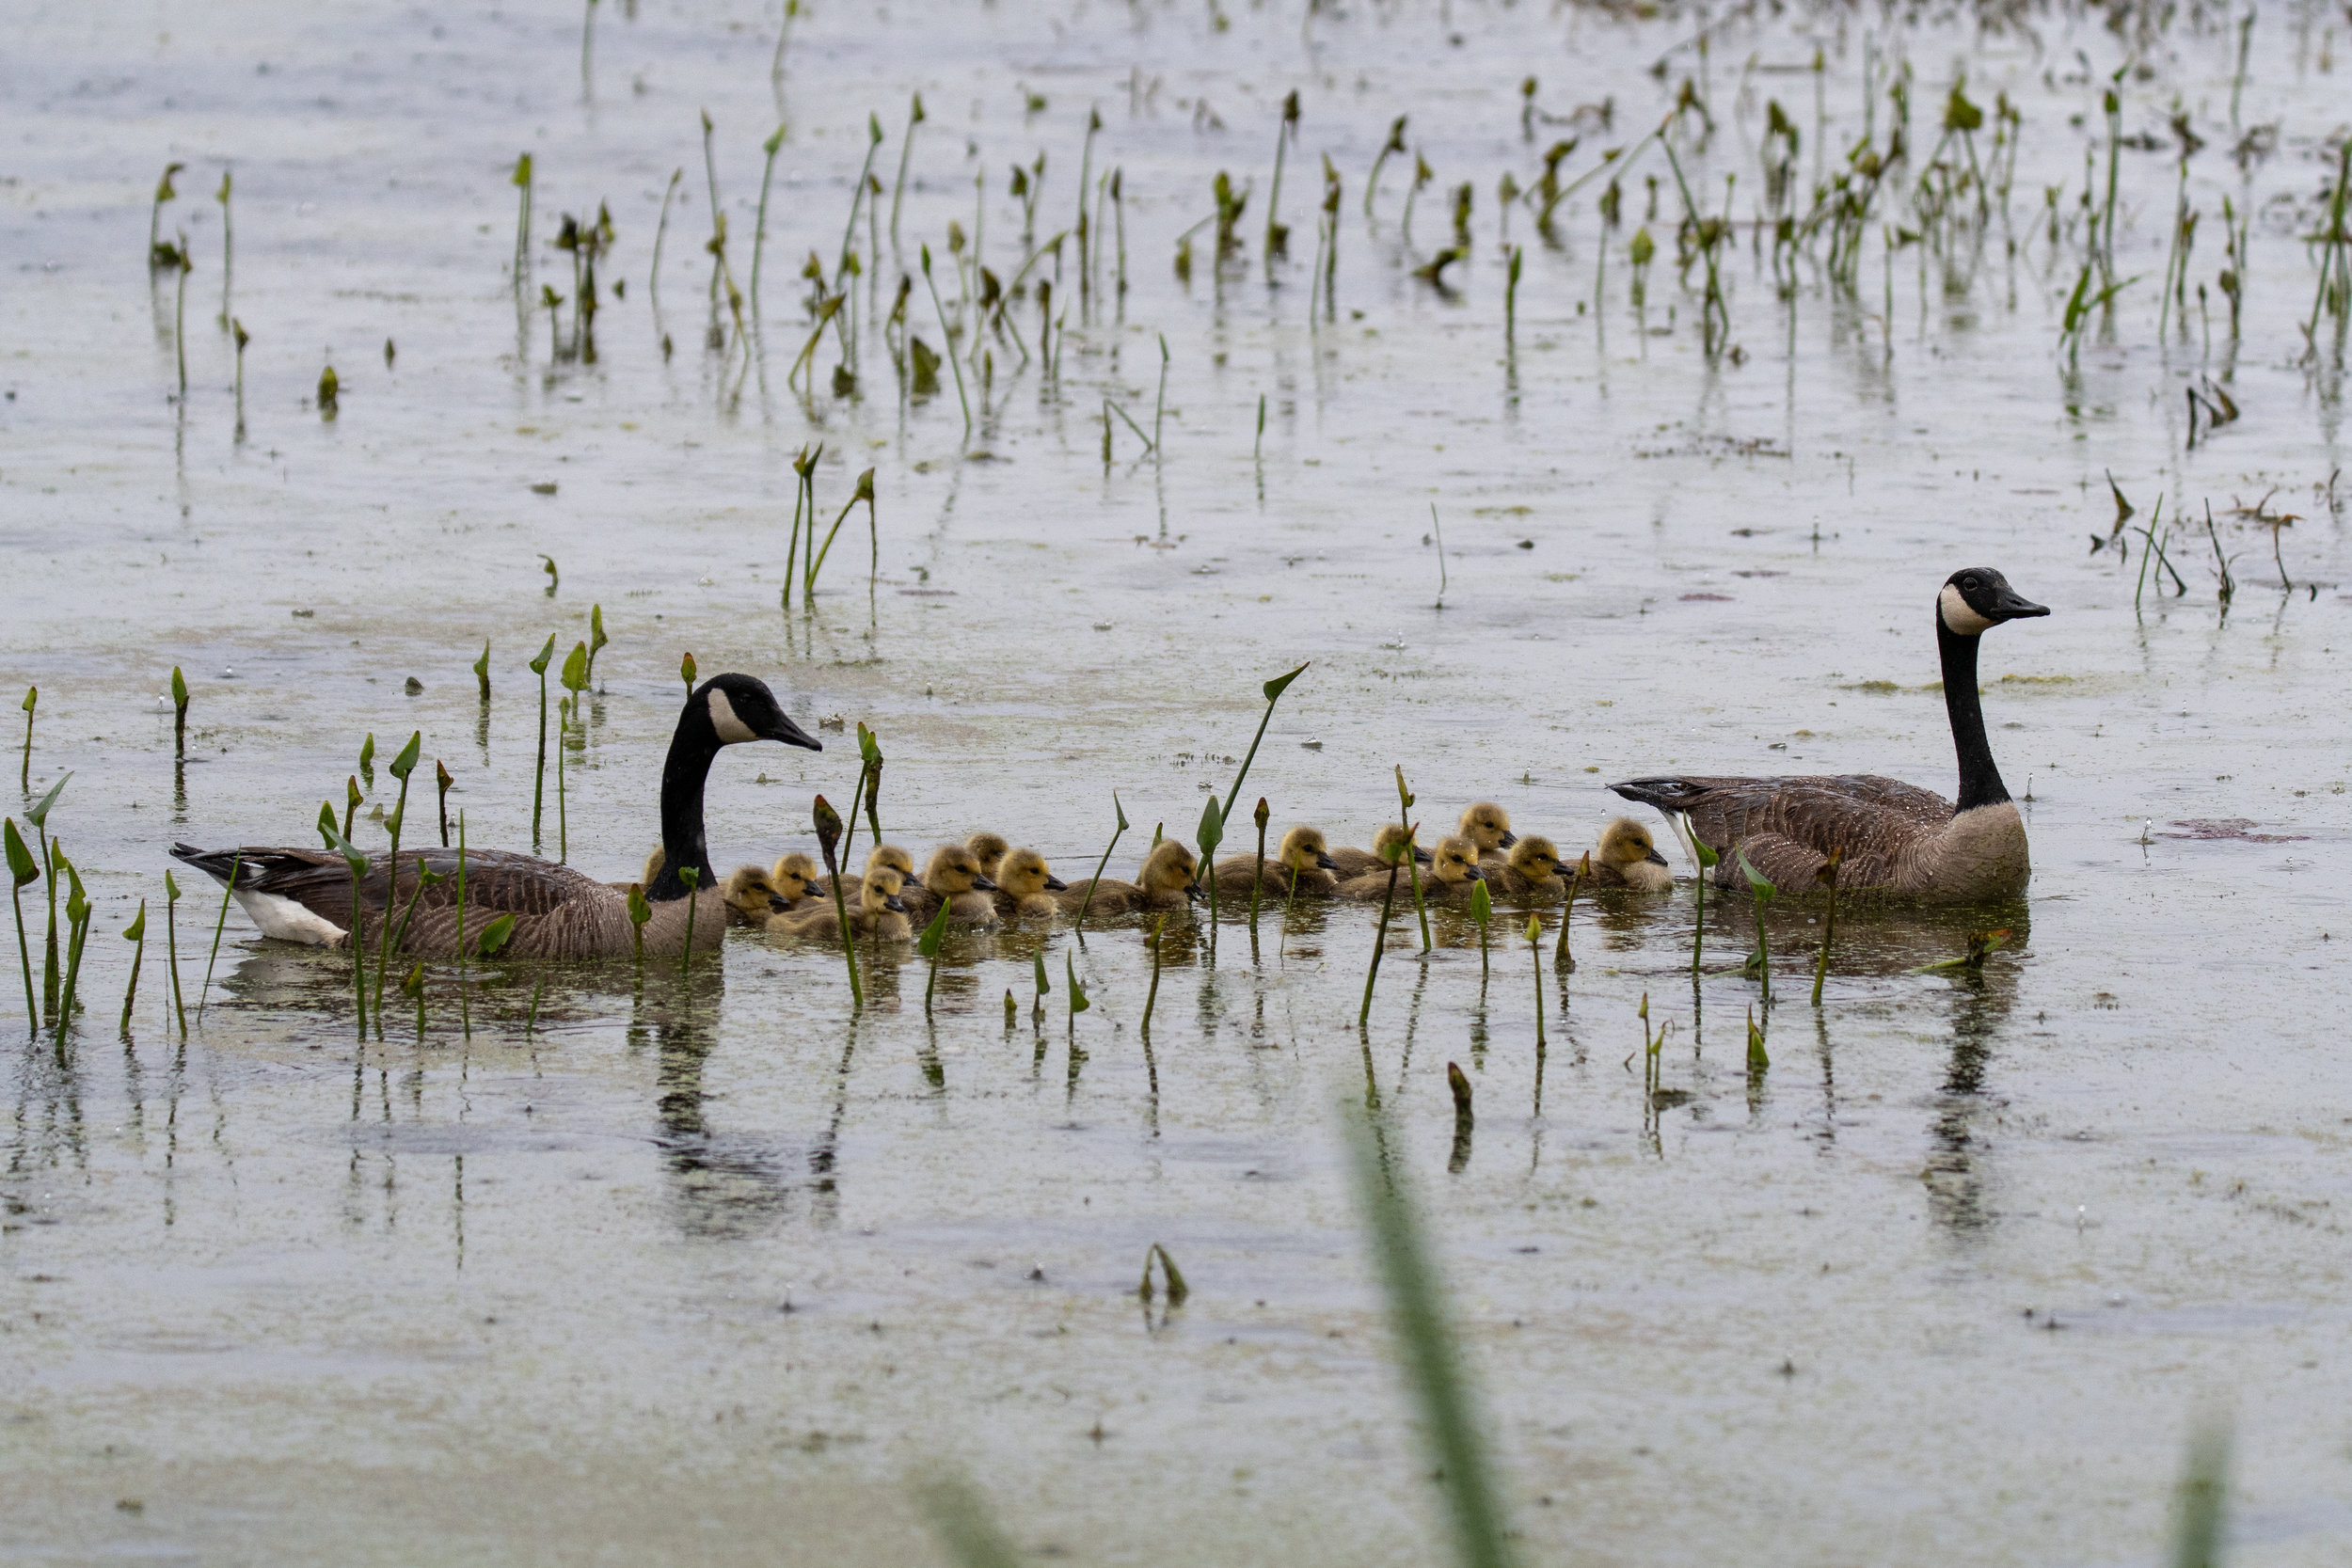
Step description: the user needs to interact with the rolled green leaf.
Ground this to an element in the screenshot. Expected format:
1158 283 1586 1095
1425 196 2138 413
4 820 35 887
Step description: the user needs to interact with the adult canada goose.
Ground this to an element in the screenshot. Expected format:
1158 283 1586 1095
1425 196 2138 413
1337 834 1487 904
1212 826 1342 898
768 851 821 908
992 847 1068 920
1326 822 1435 880
170 673 822 958
1579 818 1674 892
918 842 1001 926
965 832 1010 881
771 865 912 942
1457 801 1518 863
1058 840 1204 916
1482 835 1565 901
722 865 792 924
1612 566 2050 902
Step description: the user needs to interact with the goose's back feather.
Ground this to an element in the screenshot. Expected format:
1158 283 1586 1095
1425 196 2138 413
1609 774 1960 893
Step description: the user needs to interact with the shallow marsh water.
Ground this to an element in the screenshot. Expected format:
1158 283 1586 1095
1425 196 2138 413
4 0 2352 1562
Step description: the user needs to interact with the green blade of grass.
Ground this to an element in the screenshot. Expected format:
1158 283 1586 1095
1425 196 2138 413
1340 1101 1518 1568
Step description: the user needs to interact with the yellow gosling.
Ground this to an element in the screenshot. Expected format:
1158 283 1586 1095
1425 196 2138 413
1458 801 1518 862
1483 835 1565 901
922 842 1002 925
771 865 913 941
1214 824 1339 897
1335 833 1486 904
992 847 1068 920
1586 816 1675 892
768 851 822 908
965 832 1010 881
1058 839 1204 916
723 864 790 925
1327 821 1435 879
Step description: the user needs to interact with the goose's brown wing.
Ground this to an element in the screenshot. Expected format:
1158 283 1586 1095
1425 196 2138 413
1612 774 1951 891
381 850 636 956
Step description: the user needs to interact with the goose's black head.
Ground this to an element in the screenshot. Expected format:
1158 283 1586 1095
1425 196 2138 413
1938 568 2049 637
687 673 823 752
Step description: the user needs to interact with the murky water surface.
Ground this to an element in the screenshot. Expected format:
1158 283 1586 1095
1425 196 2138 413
5 0 2352 1561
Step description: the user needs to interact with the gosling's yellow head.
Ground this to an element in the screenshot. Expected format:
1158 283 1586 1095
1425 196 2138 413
924 843 997 895
1140 839 1203 900
770 851 820 902
1428 835 1486 886
1507 835 1563 881
1597 816 1670 869
1458 801 1517 853
862 865 909 913
866 843 919 885
1373 821 1434 864
964 832 1010 879
1279 825 1339 873
995 847 1066 899
642 844 668 885
723 865 788 918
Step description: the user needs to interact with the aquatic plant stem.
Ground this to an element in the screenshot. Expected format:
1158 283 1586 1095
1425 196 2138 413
199 852 236 1021
119 901 147 1034
1218 663 1308 827
5 819 36 1030
1248 798 1268 936
1554 854 1586 970
164 872 186 1036
888 94 926 257
1072 791 1128 934
1359 836 1408 1028
1396 767 1431 952
1140 914 1167 1037
373 735 420 1022
1690 837 1718 975
649 168 681 317
1526 915 1545 1050
455 813 469 1038
528 635 555 850
749 125 786 321
921 247 972 441
1810 848 1841 1006
813 795 862 1008
678 866 700 977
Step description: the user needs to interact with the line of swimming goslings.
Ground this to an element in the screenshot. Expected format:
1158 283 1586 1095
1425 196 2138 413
660 804 1677 942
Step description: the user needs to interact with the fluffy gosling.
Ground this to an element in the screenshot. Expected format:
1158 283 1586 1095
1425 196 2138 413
1058 839 1204 916
993 847 1069 920
771 865 913 941
1585 816 1675 892
1326 822 1435 879
1213 825 1340 897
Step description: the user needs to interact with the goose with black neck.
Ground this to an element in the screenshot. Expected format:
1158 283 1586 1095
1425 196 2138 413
172 673 822 958
1609 567 2050 903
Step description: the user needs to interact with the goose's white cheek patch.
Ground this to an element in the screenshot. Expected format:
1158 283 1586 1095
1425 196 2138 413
707 688 757 743
1939 583 1995 636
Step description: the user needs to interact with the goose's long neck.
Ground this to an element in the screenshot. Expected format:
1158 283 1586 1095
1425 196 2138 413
647 715 721 901
1938 619 2009 812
